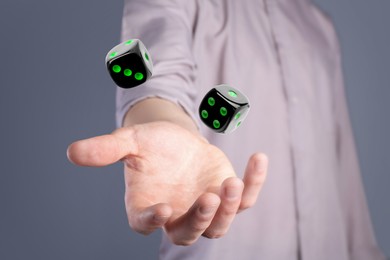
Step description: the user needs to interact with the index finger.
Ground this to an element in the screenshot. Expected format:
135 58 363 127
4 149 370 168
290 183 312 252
67 127 139 167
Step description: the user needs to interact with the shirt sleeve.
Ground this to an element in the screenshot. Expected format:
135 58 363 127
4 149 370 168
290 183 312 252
116 0 198 127
332 31 387 260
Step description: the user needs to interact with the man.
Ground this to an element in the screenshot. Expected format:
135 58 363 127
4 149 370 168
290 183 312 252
67 0 386 259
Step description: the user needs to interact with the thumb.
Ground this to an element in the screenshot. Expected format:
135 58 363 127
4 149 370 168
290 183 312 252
67 127 139 167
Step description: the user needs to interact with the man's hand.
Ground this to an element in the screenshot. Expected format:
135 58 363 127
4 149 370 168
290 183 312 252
67 121 268 245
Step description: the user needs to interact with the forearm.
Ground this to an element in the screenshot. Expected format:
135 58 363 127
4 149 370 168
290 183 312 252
123 98 198 134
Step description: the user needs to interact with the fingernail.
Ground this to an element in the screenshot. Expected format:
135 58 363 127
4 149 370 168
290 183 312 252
255 154 268 171
199 206 215 215
225 187 240 199
153 214 167 223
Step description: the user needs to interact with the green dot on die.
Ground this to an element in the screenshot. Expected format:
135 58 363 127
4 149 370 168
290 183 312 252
237 121 242 127
208 97 215 106
112 65 121 73
201 110 208 119
124 69 132 76
220 107 227 116
124 39 133 45
144 52 149 61
213 120 220 129
109 52 118 58
235 112 241 120
134 72 144 80
228 90 237 98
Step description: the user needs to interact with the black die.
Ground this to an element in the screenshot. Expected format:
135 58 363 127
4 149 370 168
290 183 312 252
199 84 250 134
105 39 153 89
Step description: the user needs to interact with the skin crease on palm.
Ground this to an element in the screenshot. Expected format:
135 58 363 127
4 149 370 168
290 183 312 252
120 123 235 215
67 99 268 246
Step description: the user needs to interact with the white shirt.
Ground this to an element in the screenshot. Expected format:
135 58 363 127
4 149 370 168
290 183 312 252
116 0 386 259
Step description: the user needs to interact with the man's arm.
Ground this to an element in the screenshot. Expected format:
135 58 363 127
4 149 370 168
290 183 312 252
68 0 268 245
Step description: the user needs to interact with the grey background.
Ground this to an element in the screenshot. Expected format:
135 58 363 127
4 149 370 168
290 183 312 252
0 0 388 259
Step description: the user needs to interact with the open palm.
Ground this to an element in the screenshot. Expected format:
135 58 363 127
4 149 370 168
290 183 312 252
67 121 268 245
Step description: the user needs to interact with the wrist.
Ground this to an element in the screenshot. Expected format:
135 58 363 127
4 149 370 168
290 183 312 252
123 98 199 135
